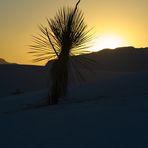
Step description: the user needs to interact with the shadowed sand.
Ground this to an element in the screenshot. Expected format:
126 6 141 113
1 46 148 97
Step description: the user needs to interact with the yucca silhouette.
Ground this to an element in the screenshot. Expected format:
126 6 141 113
30 0 92 104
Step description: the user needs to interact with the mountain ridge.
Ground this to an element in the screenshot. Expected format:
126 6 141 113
46 46 148 72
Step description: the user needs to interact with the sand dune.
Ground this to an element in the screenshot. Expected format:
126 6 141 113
0 47 148 147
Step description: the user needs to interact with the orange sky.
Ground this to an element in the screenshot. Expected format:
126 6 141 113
0 0 148 65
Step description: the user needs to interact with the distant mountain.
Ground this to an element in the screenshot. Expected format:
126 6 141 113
46 46 148 72
89 46 148 72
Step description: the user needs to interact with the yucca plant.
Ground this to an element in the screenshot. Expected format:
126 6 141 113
30 0 92 104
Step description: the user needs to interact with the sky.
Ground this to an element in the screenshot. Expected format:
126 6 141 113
0 0 148 65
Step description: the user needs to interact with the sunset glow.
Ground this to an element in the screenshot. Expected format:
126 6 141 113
90 34 126 51
0 0 148 65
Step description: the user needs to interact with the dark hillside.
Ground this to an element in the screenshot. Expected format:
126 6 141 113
67 46 148 72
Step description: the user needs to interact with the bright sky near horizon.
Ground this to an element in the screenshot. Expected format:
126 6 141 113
0 0 148 65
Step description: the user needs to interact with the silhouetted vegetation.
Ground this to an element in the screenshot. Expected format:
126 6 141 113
0 58 17 64
30 0 92 104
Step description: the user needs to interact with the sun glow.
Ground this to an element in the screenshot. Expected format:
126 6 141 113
90 33 126 52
